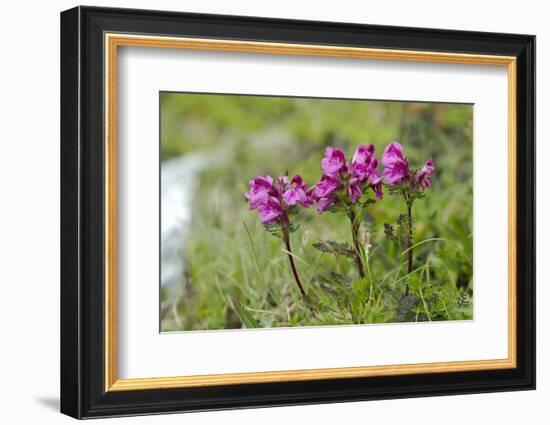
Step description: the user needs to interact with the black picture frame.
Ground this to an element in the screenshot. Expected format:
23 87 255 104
61 5 535 419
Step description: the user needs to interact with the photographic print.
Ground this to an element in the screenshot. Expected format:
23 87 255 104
160 93 473 332
61 9 535 417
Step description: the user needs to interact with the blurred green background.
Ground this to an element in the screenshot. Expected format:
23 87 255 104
160 92 473 332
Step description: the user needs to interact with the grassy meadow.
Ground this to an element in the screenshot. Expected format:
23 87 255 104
160 92 473 332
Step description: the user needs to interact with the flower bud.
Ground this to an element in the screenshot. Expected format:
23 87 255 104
362 232 372 254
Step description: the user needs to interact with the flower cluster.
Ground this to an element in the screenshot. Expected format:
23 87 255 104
245 142 435 224
381 141 435 286
382 142 435 190
243 141 435 302
311 145 383 213
244 175 313 225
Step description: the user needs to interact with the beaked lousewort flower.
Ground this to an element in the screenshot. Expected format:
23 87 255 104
244 174 313 300
312 144 383 214
381 141 435 190
381 141 435 294
311 144 383 279
418 158 435 189
381 142 410 184
244 175 312 225
243 142 436 301
320 147 347 175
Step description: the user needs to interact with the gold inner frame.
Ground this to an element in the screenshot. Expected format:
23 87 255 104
104 33 517 392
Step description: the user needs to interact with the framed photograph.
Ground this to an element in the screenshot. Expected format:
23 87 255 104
60 6 535 419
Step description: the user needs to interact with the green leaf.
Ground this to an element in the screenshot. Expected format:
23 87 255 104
312 240 355 258
233 301 262 328
383 223 397 242
361 198 376 209
351 277 369 293
263 222 283 238
395 295 419 322
288 222 300 233
396 213 410 227
318 272 349 287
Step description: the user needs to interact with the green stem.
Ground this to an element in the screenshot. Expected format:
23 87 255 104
418 288 432 321
348 209 365 279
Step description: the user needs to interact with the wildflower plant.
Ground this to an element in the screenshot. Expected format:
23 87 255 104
381 141 435 294
158 93 475 333
311 145 383 279
244 141 437 316
244 174 313 300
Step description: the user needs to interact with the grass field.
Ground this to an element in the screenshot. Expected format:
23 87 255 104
160 92 473 332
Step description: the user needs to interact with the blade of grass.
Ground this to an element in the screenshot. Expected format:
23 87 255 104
417 288 432 321
281 248 340 286
230 298 262 329
242 221 267 286
400 237 472 266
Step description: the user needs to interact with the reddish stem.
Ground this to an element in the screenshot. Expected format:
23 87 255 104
283 231 307 300
349 209 365 279
405 201 413 295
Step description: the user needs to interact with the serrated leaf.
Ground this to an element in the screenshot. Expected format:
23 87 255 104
263 222 283 238
395 295 419 322
361 198 376 209
396 213 410 226
384 223 397 241
457 292 470 306
312 240 355 258
289 223 300 233
317 272 350 293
